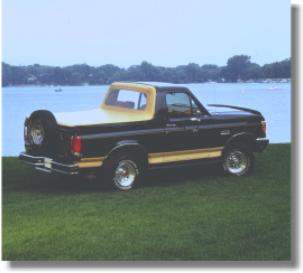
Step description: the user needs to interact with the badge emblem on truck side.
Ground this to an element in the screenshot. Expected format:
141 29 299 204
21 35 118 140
220 129 230 135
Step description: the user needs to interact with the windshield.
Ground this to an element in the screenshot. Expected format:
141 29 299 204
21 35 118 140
105 89 147 110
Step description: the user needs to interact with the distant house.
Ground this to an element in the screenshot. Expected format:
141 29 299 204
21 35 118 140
27 75 37 84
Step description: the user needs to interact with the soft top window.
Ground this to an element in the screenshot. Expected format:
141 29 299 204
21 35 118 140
105 89 147 110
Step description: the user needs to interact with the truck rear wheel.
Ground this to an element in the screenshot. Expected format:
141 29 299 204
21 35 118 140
103 153 143 190
222 145 254 176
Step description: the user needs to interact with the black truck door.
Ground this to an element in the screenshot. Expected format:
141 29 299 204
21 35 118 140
163 91 201 152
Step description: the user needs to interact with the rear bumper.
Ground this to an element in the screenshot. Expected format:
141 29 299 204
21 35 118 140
19 152 79 175
254 138 269 152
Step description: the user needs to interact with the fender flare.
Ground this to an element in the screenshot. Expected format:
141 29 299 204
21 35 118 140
223 132 255 154
106 140 148 166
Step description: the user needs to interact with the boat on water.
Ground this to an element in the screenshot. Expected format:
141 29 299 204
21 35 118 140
54 88 62 92
268 86 279 90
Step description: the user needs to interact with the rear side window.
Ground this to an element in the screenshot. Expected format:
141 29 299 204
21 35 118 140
105 89 147 110
165 92 192 117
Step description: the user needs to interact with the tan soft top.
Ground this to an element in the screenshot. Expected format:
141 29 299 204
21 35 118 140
55 82 157 127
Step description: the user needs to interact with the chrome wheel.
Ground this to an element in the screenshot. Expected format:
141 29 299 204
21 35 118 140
29 120 45 146
113 160 138 190
224 150 249 176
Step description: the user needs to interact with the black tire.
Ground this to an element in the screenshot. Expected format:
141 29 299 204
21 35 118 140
26 110 60 156
222 144 254 176
102 153 144 190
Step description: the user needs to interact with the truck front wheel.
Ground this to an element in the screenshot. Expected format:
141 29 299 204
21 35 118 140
222 145 254 176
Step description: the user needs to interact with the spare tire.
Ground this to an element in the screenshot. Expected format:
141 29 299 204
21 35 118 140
25 110 60 156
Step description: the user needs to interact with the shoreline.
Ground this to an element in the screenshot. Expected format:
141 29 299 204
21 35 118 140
2 79 291 88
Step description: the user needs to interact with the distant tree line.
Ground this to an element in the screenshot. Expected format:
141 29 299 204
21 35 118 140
2 55 290 86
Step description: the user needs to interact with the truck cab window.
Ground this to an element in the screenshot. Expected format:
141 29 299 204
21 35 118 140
166 92 192 118
191 98 201 115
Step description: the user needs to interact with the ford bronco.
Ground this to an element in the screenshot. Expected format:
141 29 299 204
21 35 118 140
20 82 268 190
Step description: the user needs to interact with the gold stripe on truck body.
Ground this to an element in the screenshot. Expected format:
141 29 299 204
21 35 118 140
76 147 223 168
148 147 223 164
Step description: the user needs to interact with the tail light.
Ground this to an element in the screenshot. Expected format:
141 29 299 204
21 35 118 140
261 121 266 134
71 135 82 156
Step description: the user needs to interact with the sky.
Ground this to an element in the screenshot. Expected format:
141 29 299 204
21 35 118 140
2 0 290 67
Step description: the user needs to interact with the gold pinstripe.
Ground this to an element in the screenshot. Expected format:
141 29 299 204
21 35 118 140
76 147 223 168
148 147 223 164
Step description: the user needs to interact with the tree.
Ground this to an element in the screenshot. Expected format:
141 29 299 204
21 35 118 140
1 56 291 86
262 58 290 79
200 64 220 82
221 55 252 82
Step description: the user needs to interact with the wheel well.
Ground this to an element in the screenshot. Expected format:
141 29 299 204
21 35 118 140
105 144 148 168
224 133 255 154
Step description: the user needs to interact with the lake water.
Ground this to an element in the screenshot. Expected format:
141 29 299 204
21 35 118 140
2 83 291 156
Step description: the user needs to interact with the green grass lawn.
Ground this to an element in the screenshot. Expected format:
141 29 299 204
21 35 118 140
2 144 291 261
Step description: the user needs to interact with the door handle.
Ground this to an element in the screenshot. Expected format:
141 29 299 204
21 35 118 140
190 117 201 122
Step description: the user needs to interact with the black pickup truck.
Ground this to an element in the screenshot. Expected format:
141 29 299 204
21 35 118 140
20 82 268 190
